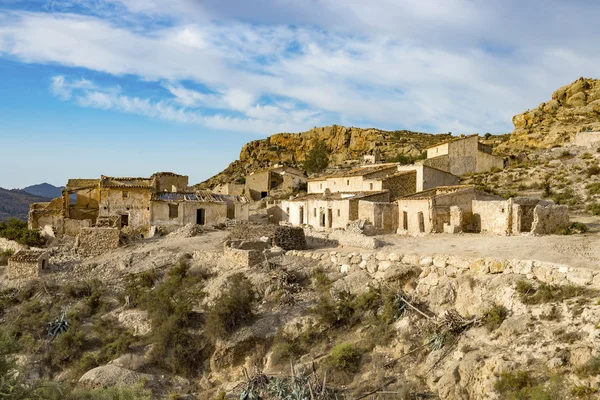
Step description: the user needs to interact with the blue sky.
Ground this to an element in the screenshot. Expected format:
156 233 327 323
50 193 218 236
0 0 599 189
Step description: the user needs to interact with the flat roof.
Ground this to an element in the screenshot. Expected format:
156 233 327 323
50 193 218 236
308 164 398 181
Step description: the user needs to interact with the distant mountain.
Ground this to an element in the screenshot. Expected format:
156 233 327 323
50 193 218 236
22 183 63 199
0 188 50 222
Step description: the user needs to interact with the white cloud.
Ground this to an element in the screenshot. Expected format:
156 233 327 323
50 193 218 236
2 1 600 135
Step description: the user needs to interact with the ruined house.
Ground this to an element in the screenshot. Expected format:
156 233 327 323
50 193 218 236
7 250 49 280
423 134 505 175
29 172 248 235
245 166 307 200
472 197 569 235
397 185 501 235
281 191 390 230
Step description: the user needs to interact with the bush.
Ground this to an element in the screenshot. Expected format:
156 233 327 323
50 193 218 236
205 273 256 340
582 152 593 159
481 304 508 331
516 280 591 305
49 328 86 367
0 218 45 247
554 222 589 235
0 249 14 266
495 371 567 400
576 356 600 377
587 164 600 177
303 140 329 174
327 343 361 373
587 183 600 196
552 188 579 206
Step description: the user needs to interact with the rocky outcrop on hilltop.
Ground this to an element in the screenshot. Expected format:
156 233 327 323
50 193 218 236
498 77 600 154
198 125 451 188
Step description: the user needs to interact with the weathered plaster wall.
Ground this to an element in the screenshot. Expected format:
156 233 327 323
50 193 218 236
476 151 504 173
472 200 511 235
150 201 227 227
99 188 151 230
213 183 245 196
531 204 569 234
426 142 449 158
358 201 398 233
154 174 188 193
245 171 271 200
398 199 432 235
421 166 461 191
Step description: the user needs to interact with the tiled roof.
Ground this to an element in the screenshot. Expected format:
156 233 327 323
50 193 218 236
308 164 398 181
151 191 248 203
287 190 389 202
9 250 47 263
100 176 153 189
399 185 475 200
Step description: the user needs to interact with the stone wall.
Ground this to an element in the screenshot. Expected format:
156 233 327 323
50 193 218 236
531 204 569 234
286 249 600 291
78 227 120 257
273 226 306 250
358 201 398 233
303 226 382 249
63 218 93 236
381 171 416 200
7 251 48 280
223 245 264 268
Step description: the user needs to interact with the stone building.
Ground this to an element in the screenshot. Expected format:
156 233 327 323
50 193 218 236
7 250 49 280
398 185 501 235
308 164 458 201
29 172 248 235
423 135 505 176
281 191 390 230
245 166 307 200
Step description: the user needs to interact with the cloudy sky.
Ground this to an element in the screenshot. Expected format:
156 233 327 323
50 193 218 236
0 0 598 188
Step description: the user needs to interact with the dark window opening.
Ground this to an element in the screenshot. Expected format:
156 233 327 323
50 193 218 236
337 209 341 217
299 206 304 224
169 204 178 219
120 214 129 228
321 212 326 227
260 191 268 198
403 211 408 230
369 183 373 190
196 208 206 225
41 259 47 270
418 212 425 233
327 209 332 228
123 191 129 199
347 179 350 185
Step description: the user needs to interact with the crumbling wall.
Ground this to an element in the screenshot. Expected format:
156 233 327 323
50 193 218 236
223 245 264 268
531 204 569 235
472 200 511 235
78 227 120 257
63 218 93 236
273 226 306 250
303 226 381 249
358 201 398 233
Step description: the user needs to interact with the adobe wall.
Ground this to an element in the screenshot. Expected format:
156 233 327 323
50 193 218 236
531 204 569 234
78 227 120 257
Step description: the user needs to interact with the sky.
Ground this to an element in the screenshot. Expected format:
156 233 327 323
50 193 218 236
0 0 599 189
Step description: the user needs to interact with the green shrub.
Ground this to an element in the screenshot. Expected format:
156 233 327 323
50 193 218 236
49 328 86 367
481 304 508 331
495 371 567 400
554 222 589 235
552 188 578 206
582 152 593 159
0 218 45 247
270 325 320 365
205 273 256 340
516 280 590 305
303 140 329 174
587 164 600 177
311 268 332 292
0 249 14 266
587 202 600 216
587 183 600 196
576 356 600 377
327 343 361 373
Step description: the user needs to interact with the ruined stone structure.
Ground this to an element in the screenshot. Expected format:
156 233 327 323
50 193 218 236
357 201 398 234
29 172 249 236
398 186 502 235
472 198 569 235
77 227 120 257
272 226 306 250
245 166 307 200
398 186 569 236
281 191 390 230
7 250 49 280
424 135 504 176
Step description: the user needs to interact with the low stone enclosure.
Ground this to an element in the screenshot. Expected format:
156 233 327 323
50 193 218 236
7 250 49 280
302 226 382 250
286 248 600 291
77 227 120 257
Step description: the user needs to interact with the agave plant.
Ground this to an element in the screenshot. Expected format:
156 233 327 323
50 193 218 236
47 311 69 339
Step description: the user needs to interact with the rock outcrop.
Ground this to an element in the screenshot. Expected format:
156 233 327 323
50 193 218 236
198 125 451 187
498 77 600 153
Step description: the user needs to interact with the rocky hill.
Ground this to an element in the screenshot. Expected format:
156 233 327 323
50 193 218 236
498 77 600 154
0 187 49 221
199 125 452 188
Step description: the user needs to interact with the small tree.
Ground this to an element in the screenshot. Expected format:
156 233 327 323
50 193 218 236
303 141 329 174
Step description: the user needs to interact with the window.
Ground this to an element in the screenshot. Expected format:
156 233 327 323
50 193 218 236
337 209 341 217
320 183 323 189
169 204 178 219
122 191 129 199
369 183 373 190
347 179 350 185
313 208 317 217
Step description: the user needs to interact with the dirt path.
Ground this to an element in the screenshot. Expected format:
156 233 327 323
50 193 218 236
314 232 600 270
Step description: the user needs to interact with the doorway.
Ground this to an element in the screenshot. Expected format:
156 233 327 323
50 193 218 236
403 211 408 230
418 212 425 233
321 212 326 227
120 214 129 228
299 206 304 224
196 208 205 225
327 209 333 228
